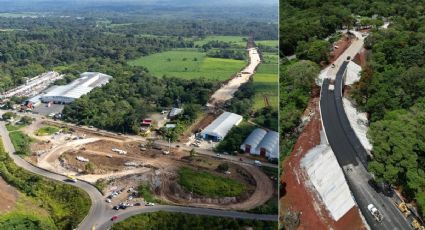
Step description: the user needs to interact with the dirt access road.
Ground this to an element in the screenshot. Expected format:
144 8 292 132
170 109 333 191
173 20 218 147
208 47 261 106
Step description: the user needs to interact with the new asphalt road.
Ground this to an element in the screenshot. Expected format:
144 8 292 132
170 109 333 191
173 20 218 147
0 119 277 230
320 61 411 230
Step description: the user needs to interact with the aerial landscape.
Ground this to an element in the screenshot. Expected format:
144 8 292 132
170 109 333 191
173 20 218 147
280 1 425 230
0 0 278 229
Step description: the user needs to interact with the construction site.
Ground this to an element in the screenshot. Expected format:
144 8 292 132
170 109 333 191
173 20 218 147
21 117 275 211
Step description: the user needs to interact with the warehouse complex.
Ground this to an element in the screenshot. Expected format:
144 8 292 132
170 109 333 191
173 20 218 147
40 72 112 104
240 128 279 160
200 112 243 141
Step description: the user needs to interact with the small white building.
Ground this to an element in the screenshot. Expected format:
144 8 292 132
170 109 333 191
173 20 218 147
40 72 112 104
200 112 243 141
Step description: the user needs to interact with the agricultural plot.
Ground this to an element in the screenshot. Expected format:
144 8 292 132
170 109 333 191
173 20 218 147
256 40 278 48
253 52 278 110
128 49 245 81
194 36 247 46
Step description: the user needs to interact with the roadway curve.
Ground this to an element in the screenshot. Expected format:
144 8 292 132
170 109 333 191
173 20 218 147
320 62 411 229
98 205 277 229
0 120 277 230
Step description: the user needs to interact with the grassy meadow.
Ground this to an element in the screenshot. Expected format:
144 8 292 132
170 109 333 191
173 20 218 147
253 52 278 110
128 49 246 81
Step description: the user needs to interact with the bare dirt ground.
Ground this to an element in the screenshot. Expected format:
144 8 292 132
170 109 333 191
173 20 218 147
329 36 352 64
208 48 261 106
27 124 274 210
0 177 19 214
280 94 365 230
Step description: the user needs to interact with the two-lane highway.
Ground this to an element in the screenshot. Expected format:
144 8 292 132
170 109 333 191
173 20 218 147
320 62 411 229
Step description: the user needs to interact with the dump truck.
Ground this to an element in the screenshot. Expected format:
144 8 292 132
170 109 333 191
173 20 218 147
367 204 383 222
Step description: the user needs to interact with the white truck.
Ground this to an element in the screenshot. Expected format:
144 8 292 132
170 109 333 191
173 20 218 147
112 148 127 155
367 204 383 222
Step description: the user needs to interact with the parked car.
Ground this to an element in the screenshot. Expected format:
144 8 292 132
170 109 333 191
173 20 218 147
113 206 120 210
145 202 155 206
105 199 112 203
134 202 142 206
111 216 118 221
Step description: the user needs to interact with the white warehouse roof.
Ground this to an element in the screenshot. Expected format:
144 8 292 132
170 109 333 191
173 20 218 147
240 128 267 153
256 130 279 159
41 72 112 103
201 112 243 141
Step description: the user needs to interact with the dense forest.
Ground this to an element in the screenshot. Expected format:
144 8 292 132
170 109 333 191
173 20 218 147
351 21 425 214
62 64 216 134
279 0 421 57
0 17 193 92
280 0 425 217
280 59 319 157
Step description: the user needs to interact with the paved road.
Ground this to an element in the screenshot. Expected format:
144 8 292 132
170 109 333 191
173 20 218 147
0 119 277 230
98 205 277 229
155 139 278 169
320 62 411 230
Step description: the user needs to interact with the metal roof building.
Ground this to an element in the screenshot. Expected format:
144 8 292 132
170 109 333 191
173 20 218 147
255 130 279 159
40 72 112 104
200 112 243 141
240 128 267 154
168 108 183 118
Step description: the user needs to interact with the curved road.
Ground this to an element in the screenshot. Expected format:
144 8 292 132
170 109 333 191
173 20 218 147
320 62 411 230
0 120 277 230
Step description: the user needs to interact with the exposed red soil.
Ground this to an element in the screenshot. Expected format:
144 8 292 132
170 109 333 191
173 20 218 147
280 90 366 230
329 36 352 63
353 48 367 68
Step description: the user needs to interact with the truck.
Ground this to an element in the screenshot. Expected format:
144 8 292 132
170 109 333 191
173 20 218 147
67 175 77 183
367 204 383 222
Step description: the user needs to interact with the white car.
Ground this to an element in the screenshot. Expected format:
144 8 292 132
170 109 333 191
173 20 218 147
145 202 155 206
105 199 112 203
254 160 262 166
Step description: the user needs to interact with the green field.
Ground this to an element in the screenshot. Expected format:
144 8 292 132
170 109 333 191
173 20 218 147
177 167 246 197
128 49 246 81
253 52 278 110
9 131 32 156
256 40 279 48
35 126 60 136
194 36 247 46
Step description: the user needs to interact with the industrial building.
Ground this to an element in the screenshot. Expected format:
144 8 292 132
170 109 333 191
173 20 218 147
40 72 112 104
240 129 279 160
200 112 243 141
240 128 267 154
1 71 63 99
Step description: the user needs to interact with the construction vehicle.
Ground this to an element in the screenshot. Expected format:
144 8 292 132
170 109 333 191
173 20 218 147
367 204 383 222
397 202 411 217
67 175 77 183
412 219 425 230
